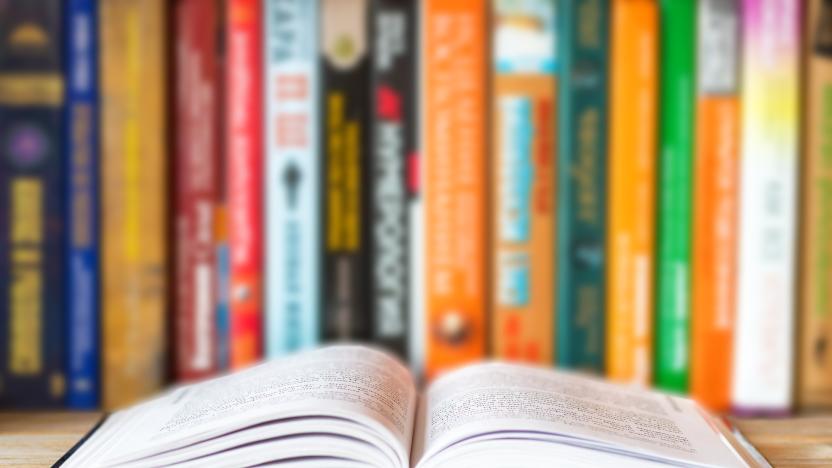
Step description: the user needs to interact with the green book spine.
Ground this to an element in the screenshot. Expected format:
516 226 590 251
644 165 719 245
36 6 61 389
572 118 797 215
556 0 609 371
656 0 696 392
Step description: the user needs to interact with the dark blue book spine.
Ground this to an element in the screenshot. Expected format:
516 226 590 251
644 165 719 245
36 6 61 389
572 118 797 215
0 0 66 407
65 0 99 409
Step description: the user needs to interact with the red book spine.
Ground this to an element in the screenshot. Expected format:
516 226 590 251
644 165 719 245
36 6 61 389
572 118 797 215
227 0 263 368
174 0 221 380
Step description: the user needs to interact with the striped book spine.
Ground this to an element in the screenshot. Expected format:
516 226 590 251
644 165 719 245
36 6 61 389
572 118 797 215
556 0 608 371
606 0 658 386
732 0 800 416
265 0 320 357
655 0 697 393
691 0 740 412
66 0 99 409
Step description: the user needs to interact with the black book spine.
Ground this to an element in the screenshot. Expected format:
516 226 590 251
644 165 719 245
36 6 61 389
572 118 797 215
369 0 416 359
320 0 373 341
0 0 66 407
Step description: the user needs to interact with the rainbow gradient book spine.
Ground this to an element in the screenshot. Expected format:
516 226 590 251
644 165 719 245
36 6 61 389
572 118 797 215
65 0 99 409
655 0 697 393
732 0 800 415
265 0 320 357
556 0 608 372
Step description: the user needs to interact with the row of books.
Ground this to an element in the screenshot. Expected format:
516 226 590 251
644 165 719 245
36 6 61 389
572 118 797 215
0 0 829 416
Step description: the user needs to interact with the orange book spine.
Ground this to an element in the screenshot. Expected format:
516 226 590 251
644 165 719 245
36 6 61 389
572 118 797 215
606 0 658 385
691 0 741 412
490 2 557 364
423 0 488 379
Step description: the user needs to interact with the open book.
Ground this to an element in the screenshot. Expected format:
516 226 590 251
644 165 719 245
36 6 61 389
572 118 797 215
59 346 768 467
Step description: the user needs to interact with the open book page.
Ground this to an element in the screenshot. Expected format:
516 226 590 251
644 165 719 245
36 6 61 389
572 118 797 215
64 346 417 468
412 363 750 468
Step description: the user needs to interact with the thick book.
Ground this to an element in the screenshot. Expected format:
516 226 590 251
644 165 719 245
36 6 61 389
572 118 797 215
370 0 417 359
264 0 321 358
555 0 608 371
798 0 832 409
655 0 697 394
100 0 169 409
226 0 264 368
490 0 557 365
173 0 221 381
606 0 658 386
732 0 800 416
690 0 740 412
65 0 99 409
320 0 372 342
0 0 66 408
59 346 768 468
423 0 488 379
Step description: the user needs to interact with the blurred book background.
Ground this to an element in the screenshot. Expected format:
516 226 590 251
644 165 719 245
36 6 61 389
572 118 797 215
0 0 829 417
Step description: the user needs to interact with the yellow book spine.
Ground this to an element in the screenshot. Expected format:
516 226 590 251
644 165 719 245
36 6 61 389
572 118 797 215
606 0 658 385
101 0 168 409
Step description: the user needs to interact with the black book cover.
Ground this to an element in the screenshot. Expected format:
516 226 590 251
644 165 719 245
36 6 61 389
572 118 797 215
0 0 66 407
369 0 416 359
320 0 373 341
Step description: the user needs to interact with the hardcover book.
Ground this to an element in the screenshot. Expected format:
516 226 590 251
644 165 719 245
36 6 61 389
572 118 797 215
60 346 765 468
370 0 417 359
320 0 373 342
655 0 697 394
691 0 740 412
732 0 800 415
798 0 832 409
227 0 264 368
606 0 658 386
174 0 221 380
423 0 488 379
65 0 99 409
555 0 608 372
0 0 66 408
100 0 169 409
491 0 557 365
264 0 321 357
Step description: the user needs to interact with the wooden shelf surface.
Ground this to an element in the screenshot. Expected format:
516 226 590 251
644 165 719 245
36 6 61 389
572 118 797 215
0 412 830 467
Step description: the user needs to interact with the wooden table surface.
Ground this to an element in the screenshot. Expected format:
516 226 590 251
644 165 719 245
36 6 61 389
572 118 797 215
0 412 830 467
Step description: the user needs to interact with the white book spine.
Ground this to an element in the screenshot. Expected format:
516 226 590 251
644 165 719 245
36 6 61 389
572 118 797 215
732 0 800 413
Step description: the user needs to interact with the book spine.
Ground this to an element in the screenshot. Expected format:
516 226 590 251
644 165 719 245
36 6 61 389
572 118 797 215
423 0 488 378
370 0 416 359
227 0 263 368
214 204 231 370
491 0 557 365
655 0 697 393
606 0 658 386
0 0 66 408
174 0 220 380
691 0 740 412
555 0 608 371
65 0 99 409
799 0 832 409
265 0 320 357
101 0 168 409
320 0 372 342
732 0 800 415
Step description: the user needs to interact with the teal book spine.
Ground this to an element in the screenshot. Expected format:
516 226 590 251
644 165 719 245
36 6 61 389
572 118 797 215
656 0 697 392
556 0 609 371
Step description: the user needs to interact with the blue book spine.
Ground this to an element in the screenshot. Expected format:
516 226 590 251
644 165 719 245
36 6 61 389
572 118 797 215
65 0 99 409
264 0 320 356
216 240 230 370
